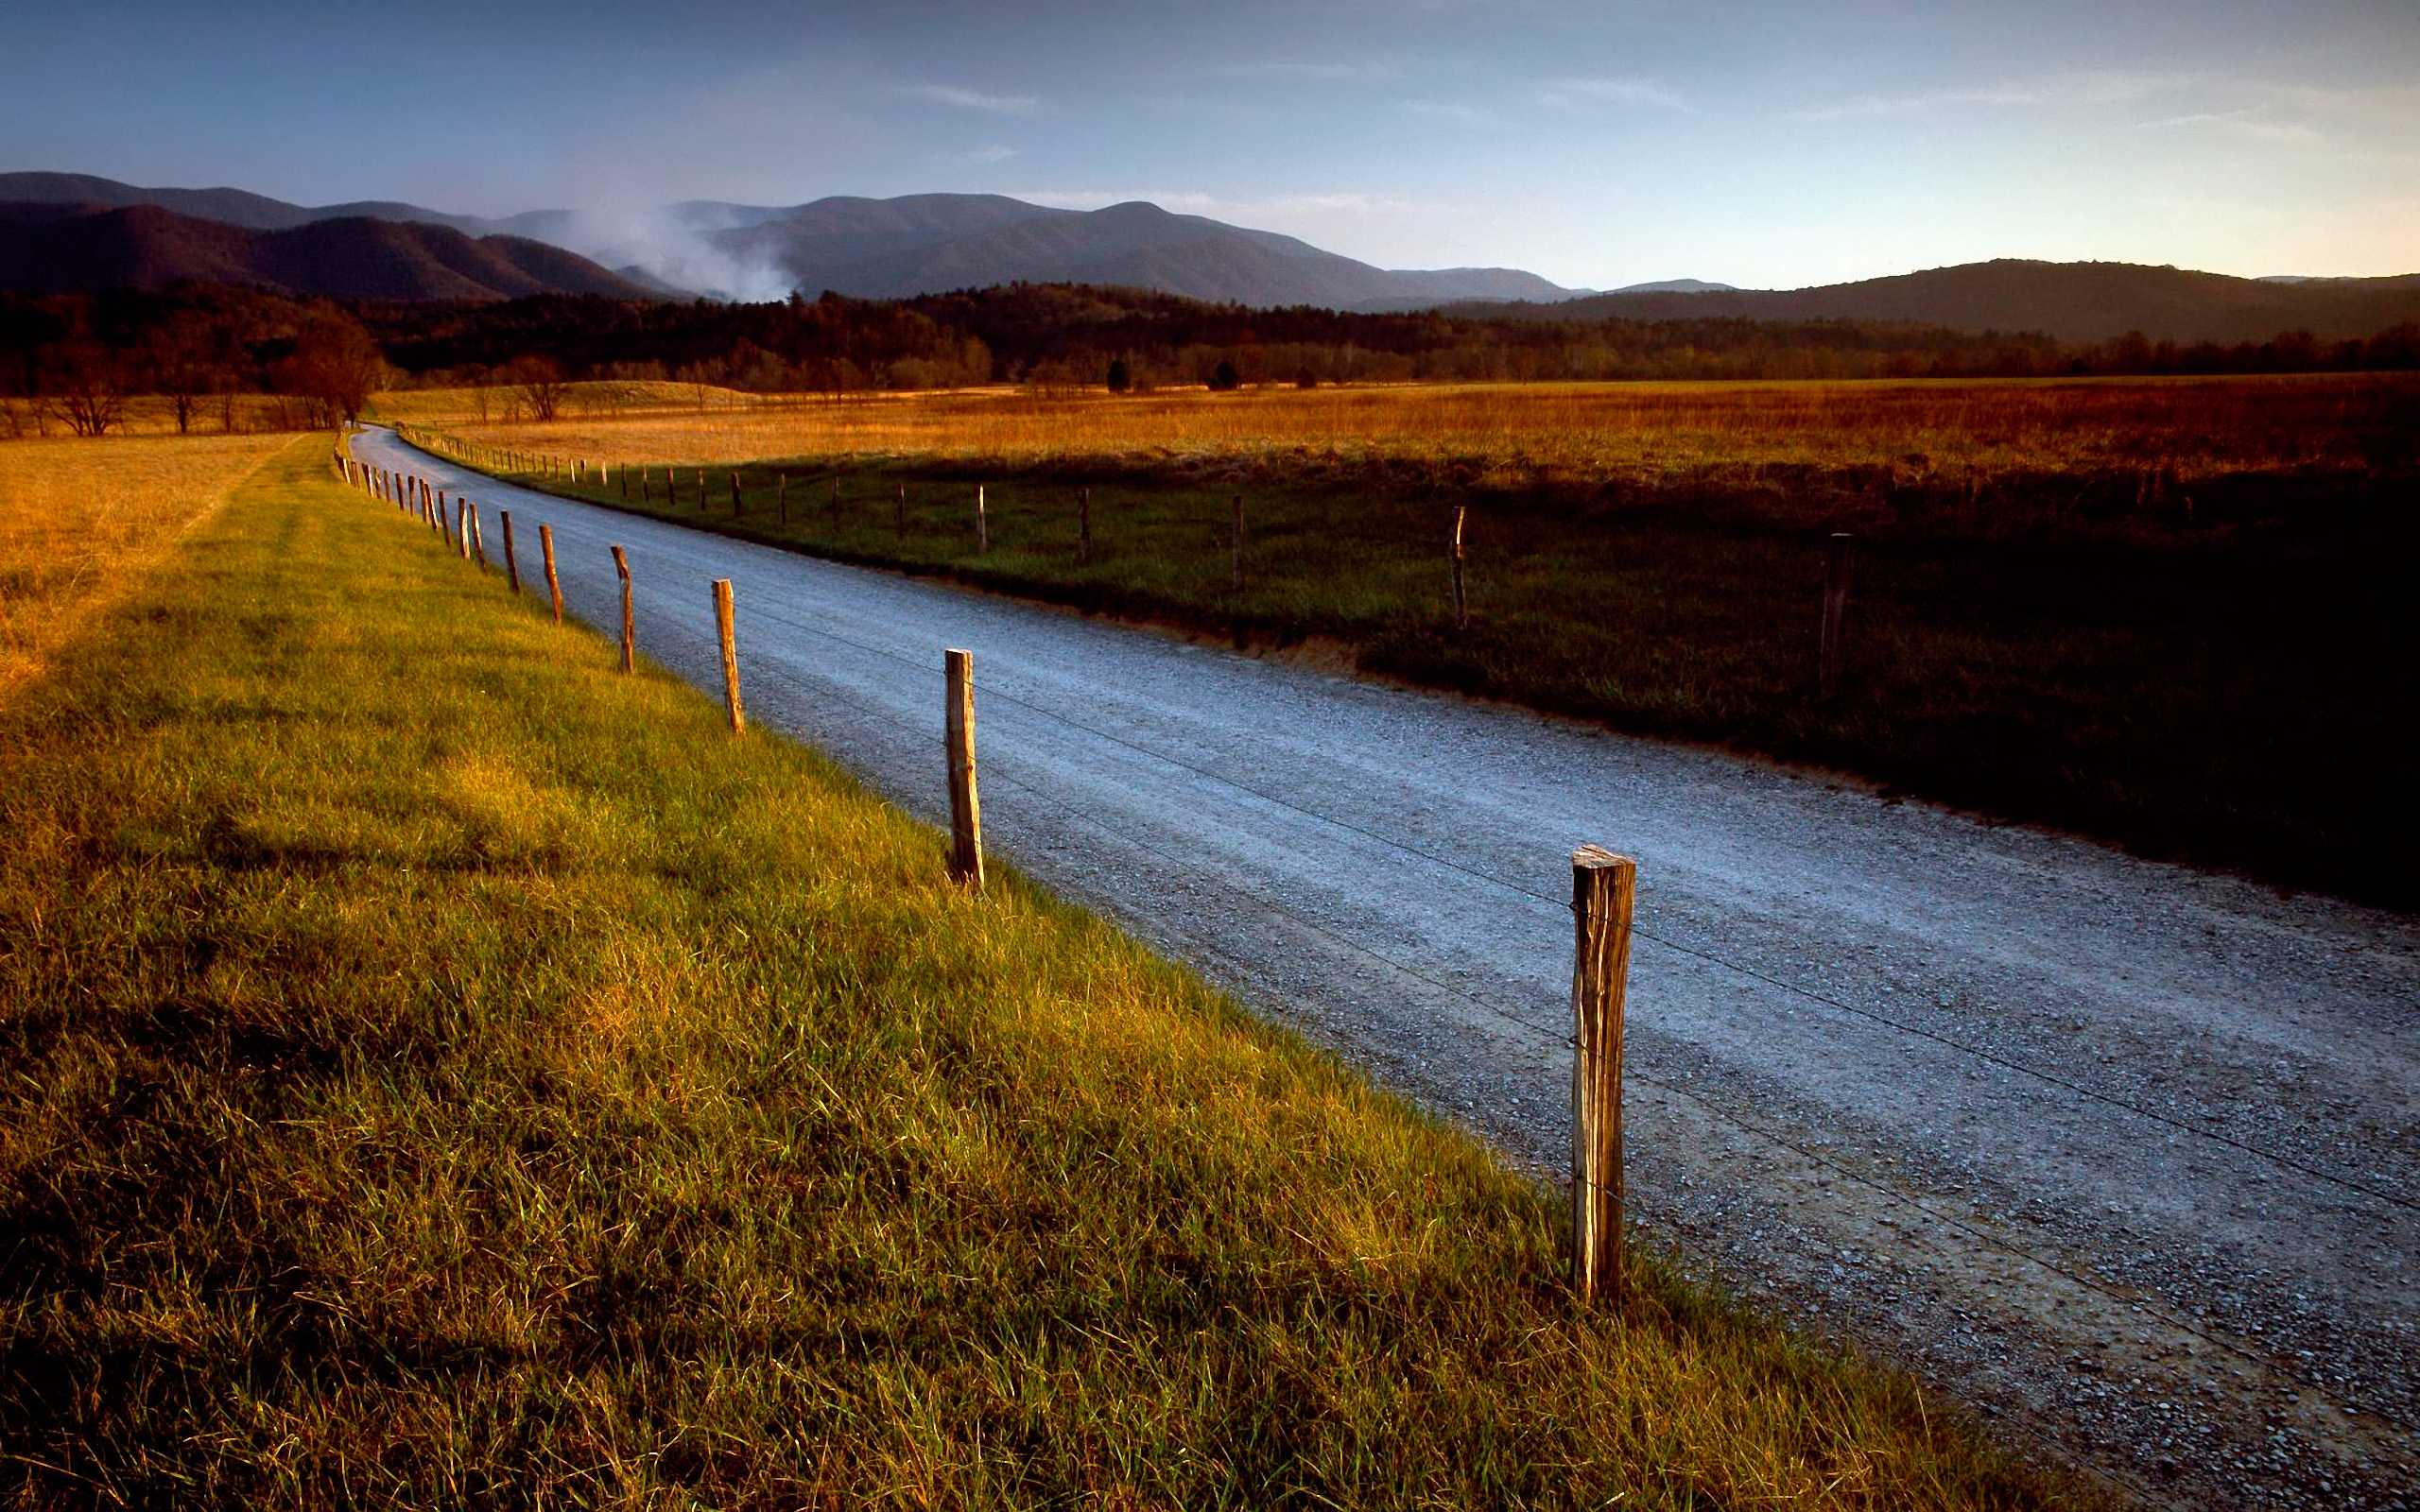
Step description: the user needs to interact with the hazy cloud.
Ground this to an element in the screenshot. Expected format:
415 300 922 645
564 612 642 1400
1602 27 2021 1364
1539 77 1690 112
901 84 1039 115
949 143 1019 164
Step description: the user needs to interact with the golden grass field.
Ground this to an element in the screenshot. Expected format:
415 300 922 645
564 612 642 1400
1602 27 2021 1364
0 431 289 697
380 372 2416 486
0 393 318 440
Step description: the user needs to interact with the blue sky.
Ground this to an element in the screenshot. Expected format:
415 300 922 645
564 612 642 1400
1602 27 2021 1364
8 0 2414 288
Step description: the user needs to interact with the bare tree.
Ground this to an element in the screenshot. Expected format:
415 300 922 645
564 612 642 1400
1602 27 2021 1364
147 316 229 435
509 355 570 422
40 342 129 436
275 314 386 426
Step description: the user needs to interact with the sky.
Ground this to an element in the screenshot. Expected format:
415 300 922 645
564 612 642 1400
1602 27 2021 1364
5 0 2415 289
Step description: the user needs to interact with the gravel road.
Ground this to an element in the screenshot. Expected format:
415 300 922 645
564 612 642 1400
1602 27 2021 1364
360 430 2419 1508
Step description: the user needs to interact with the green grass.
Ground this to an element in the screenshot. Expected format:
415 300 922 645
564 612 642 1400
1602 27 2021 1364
0 437 2094 1506
434 438 2419 907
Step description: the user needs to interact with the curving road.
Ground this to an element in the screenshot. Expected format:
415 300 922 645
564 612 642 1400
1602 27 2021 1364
355 428 2418 1509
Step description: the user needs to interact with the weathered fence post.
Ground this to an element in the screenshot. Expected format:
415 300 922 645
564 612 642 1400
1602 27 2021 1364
468 502 485 566
895 481 907 537
1820 532 1853 697
697 469 706 511
621 467 630 501
712 578 744 734
976 484 989 553
540 524 563 623
1078 486 1092 566
460 501 475 562
1570 844 1636 1306
1451 504 1469 631
731 472 743 517
1231 493 1245 593
612 545 635 672
777 473 788 526
944 648 984 890
501 510 521 593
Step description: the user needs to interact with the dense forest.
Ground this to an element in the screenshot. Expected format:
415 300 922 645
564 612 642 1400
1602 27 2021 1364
4 280 2417 433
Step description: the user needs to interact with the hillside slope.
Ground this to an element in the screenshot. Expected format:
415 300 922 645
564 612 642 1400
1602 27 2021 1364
1483 258 2420 342
0 202 658 301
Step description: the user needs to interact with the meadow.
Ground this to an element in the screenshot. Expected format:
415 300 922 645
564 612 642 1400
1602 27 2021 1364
385 371 2414 487
0 432 2090 1507
0 430 289 696
402 371 2420 902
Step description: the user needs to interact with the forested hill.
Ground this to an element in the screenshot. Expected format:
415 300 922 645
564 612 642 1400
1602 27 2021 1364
1462 259 2420 345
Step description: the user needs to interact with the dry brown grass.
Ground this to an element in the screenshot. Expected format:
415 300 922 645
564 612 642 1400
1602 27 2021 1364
0 431 291 696
395 373 2416 489
0 394 318 440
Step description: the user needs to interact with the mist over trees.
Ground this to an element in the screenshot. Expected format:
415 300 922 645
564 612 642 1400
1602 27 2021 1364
1 280 2414 431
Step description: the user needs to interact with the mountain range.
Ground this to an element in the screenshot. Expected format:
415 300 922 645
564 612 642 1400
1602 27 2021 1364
1467 260 2420 344
0 198 657 302
2 171 2415 343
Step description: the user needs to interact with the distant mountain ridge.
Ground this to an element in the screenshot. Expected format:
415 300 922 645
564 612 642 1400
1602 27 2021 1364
692 193 1588 310
0 200 656 301
3 173 2415 339
1465 260 2420 344
0 172 1593 311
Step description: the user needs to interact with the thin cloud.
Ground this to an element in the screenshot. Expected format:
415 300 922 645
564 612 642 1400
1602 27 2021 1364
2142 105 2324 146
901 84 1039 115
1790 84 2041 122
942 144 1018 165
1540 77 1690 112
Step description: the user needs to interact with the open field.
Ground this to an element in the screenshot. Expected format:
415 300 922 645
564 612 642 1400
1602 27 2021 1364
385 372 2419 489
402 370 2420 902
0 430 288 696
0 393 327 440
0 435 2083 1506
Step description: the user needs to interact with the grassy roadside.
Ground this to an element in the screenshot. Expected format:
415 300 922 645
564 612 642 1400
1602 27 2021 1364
412 417 2418 906
0 435 2089 1506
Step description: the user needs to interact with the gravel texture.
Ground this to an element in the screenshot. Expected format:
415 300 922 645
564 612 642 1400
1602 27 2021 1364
364 432 2420 1509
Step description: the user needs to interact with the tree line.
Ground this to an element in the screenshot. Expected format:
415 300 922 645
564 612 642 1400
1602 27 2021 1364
3 280 2415 435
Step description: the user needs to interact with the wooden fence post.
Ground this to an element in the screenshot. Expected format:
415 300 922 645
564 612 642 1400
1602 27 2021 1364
1570 844 1636 1306
713 578 744 734
460 502 475 562
640 467 650 505
976 484 988 553
1078 487 1092 565
621 467 630 501
777 473 788 525
1451 505 1469 631
731 472 743 517
1231 493 1245 593
944 648 984 889
501 509 521 593
541 524 563 623
612 546 635 672
1820 532 1853 697
895 481 907 537
697 470 706 511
